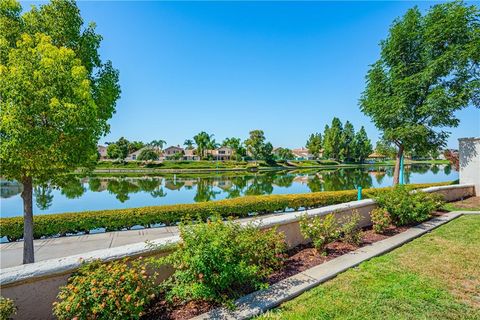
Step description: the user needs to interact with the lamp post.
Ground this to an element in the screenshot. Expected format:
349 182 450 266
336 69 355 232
399 154 404 185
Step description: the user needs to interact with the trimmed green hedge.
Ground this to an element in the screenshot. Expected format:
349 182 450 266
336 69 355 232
0 182 451 241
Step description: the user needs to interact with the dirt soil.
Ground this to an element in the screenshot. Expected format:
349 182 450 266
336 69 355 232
142 225 407 320
449 196 480 210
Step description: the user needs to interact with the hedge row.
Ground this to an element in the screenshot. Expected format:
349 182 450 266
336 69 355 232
0 182 451 241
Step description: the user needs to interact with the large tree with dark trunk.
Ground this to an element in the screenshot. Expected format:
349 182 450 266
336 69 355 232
360 1 479 185
0 0 120 263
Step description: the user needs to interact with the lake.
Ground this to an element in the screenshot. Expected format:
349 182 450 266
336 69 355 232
0 164 456 218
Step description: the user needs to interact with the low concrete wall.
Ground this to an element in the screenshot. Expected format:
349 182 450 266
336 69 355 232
459 137 480 195
0 184 474 320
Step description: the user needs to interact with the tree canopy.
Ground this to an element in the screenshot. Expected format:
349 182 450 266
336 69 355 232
353 126 373 163
193 131 214 159
245 130 274 161
222 137 246 160
137 148 159 161
274 147 295 160
306 133 322 159
323 118 343 161
0 0 120 263
360 1 479 184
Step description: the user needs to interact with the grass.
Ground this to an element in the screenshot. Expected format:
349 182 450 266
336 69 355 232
443 199 480 212
258 215 480 320
95 159 447 172
96 160 252 169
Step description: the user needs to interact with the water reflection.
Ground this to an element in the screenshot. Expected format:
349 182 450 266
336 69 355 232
0 164 457 217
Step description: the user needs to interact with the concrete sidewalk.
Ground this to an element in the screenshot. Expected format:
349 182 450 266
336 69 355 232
0 226 179 268
0 214 276 269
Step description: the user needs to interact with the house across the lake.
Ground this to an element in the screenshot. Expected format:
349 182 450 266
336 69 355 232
121 145 233 161
125 147 150 161
184 149 200 160
97 145 108 159
209 146 233 160
291 147 316 160
164 145 185 157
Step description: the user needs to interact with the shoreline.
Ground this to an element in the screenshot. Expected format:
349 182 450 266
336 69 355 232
91 160 449 175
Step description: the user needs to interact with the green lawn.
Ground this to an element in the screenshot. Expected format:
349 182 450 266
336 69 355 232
443 202 480 212
259 215 480 320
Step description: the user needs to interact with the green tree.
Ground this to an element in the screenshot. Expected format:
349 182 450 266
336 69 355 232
193 131 214 159
245 130 273 161
222 137 246 160
430 149 440 160
0 0 120 263
375 139 397 159
150 139 166 151
360 1 479 184
274 147 295 160
340 121 355 162
106 137 129 159
106 143 121 159
137 148 159 161
323 118 343 161
306 133 322 159
128 141 145 154
353 126 373 163
169 152 184 161
34 184 53 210
183 139 194 150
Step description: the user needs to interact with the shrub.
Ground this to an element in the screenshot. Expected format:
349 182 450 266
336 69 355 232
374 186 444 226
53 258 157 320
0 182 451 241
340 210 362 245
137 148 159 161
153 217 285 304
370 207 392 233
300 213 340 255
0 297 16 320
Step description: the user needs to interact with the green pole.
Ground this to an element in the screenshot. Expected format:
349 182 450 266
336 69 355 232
399 155 404 185
357 186 362 200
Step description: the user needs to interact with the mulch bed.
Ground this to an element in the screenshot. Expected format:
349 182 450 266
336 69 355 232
141 222 425 320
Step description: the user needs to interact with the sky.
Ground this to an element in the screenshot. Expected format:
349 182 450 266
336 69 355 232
23 1 480 149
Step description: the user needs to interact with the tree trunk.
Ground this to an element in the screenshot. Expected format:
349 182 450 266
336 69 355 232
21 175 35 264
393 145 404 185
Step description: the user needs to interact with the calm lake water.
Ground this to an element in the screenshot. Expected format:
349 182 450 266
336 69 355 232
0 164 456 218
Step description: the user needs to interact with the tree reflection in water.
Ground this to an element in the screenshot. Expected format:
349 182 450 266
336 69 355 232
34 184 53 210
0 164 458 213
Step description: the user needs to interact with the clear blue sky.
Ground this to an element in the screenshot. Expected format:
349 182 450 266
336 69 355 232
25 1 480 149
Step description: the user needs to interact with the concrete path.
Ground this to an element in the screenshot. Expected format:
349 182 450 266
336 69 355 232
0 226 179 268
0 214 277 269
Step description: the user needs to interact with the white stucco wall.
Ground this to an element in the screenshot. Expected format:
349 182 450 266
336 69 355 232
459 137 480 195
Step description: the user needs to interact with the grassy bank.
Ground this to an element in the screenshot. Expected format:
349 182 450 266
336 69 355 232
94 159 449 173
259 214 480 320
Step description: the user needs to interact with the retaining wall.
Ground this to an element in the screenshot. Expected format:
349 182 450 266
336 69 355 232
0 184 474 320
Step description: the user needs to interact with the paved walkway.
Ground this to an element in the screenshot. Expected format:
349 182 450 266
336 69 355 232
0 226 179 268
0 214 276 269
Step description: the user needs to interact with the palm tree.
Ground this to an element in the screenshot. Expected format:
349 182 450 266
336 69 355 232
150 139 166 151
193 132 214 159
184 139 195 150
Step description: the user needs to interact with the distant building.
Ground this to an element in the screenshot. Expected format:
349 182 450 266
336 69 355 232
97 145 108 159
209 146 233 160
184 149 200 160
291 147 315 160
164 146 185 157
367 152 386 161
125 147 150 161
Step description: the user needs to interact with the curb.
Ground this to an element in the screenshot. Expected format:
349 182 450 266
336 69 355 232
193 211 470 320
